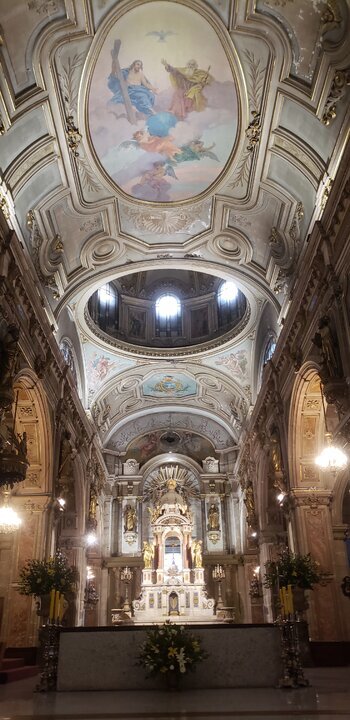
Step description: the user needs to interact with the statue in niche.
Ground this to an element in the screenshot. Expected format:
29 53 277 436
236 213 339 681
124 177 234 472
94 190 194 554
88 484 98 529
57 431 77 510
207 503 220 531
270 432 282 473
124 503 137 532
312 316 342 379
0 324 20 386
192 539 203 568
244 482 256 528
143 540 154 569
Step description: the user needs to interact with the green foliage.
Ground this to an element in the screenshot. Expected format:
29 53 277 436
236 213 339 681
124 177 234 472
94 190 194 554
17 551 78 596
138 621 208 677
264 548 321 590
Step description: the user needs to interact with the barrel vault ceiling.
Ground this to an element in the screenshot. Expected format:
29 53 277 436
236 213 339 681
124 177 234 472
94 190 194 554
0 0 349 464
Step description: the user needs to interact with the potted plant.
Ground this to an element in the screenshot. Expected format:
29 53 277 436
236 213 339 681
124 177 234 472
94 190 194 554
138 621 208 688
264 548 321 590
264 547 321 615
17 551 77 617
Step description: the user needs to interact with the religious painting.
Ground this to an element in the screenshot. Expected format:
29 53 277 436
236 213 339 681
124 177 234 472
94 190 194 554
142 373 197 398
191 307 209 339
128 308 146 338
88 1 238 202
214 348 248 380
84 343 134 393
125 429 216 465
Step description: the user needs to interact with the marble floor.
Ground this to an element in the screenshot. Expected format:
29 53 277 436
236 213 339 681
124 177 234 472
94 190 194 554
0 667 349 720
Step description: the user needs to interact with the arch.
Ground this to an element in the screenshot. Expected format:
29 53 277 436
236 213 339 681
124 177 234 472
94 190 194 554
288 364 325 490
13 370 53 496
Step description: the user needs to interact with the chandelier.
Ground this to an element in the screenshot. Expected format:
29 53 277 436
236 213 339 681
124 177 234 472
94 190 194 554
314 384 348 473
0 489 21 534
315 431 348 472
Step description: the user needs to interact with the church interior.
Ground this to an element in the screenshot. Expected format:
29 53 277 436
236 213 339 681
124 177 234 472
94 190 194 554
0 0 350 717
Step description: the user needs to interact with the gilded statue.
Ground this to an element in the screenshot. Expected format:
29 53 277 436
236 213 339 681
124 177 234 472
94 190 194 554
270 432 282 473
143 540 154 569
192 539 203 568
207 503 220 531
124 504 137 532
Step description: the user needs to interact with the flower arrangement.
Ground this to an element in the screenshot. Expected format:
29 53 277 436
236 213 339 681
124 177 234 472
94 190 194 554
264 547 321 590
17 551 77 597
138 621 208 679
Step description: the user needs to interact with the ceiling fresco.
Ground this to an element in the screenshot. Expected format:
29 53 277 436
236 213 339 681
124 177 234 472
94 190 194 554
0 0 349 460
88 1 239 202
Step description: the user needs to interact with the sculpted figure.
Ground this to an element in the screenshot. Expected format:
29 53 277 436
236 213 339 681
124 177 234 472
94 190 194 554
143 541 154 569
124 504 137 532
192 539 203 568
0 324 20 386
207 503 220 531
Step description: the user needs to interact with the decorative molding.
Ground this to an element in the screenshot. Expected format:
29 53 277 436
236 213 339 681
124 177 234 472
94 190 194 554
66 115 82 157
321 68 350 125
26 211 60 298
245 111 261 153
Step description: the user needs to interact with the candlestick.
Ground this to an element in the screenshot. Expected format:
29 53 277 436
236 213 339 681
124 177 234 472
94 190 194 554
54 591 60 623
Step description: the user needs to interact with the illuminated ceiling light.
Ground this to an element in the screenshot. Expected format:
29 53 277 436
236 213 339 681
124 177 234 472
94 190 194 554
219 281 238 303
0 490 22 534
86 532 98 546
315 432 348 472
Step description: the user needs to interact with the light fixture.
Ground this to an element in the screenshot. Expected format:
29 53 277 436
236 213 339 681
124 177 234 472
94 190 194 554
254 565 260 575
57 497 66 511
85 532 98 546
277 492 285 503
315 385 348 472
315 432 348 472
0 489 21 534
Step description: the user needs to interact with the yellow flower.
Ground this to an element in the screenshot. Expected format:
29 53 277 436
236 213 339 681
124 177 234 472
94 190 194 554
168 647 176 657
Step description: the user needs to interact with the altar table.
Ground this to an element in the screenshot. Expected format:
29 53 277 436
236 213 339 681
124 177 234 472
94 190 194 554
57 624 282 690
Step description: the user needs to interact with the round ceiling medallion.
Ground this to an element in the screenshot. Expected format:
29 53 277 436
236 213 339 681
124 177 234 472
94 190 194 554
88 1 238 203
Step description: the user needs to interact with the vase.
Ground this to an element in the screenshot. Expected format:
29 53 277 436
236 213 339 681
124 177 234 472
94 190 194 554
36 594 51 621
165 671 181 691
292 587 309 617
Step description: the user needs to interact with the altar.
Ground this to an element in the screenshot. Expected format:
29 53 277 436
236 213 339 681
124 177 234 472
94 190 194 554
132 468 216 624
57 624 282 690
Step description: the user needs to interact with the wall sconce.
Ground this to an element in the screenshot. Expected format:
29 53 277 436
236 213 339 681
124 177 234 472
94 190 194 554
85 531 98 547
315 385 348 472
56 497 66 511
249 566 262 598
0 488 21 534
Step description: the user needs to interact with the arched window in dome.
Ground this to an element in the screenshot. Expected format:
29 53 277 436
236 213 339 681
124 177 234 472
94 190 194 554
217 281 245 329
263 336 276 366
88 282 119 335
155 293 182 338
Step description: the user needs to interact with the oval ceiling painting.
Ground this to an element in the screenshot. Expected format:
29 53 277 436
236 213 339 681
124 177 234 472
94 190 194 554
88 1 238 203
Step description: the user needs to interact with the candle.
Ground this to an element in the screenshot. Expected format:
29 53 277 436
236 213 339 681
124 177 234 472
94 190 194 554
54 590 60 622
59 594 65 623
49 589 55 621
287 584 294 615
